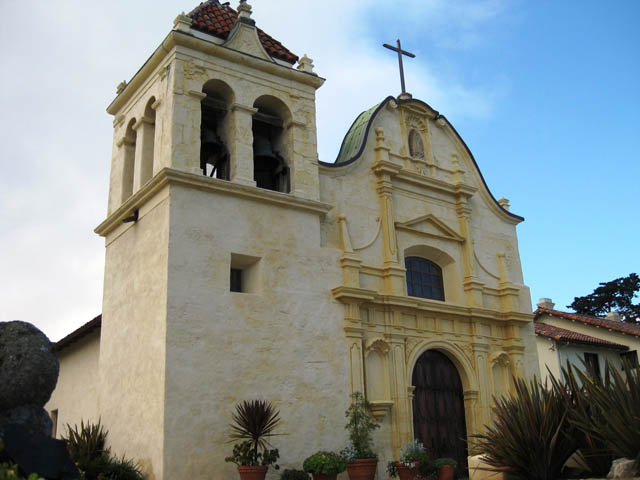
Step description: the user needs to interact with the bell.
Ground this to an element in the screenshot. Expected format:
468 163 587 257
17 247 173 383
253 132 278 160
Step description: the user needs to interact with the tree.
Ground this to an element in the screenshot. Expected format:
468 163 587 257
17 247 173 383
568 273 640 323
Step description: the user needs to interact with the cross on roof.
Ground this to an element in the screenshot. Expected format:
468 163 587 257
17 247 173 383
383 39 416 96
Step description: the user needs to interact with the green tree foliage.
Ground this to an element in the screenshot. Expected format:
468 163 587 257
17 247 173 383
568 273 640 323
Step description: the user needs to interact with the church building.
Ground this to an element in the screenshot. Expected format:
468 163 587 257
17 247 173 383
46 1 539 478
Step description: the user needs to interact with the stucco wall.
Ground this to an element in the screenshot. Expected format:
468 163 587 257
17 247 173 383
45 330 101 438
161 184 347 479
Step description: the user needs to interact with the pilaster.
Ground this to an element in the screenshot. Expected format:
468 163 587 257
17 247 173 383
388 335 411 457
132 116 155 192
471 342 491 431
229 103 258 186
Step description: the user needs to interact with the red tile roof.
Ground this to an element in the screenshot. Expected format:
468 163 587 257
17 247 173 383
535 321 629 350
534 307 640 337
187 1 298 65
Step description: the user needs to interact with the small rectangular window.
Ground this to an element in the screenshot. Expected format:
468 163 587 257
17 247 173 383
621 350 638 370
584 352 601 380
230 253 261 294
230 268 242 292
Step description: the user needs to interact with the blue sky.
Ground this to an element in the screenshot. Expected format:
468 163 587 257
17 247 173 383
1 0 638 340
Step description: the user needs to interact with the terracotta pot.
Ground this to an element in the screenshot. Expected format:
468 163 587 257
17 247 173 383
311 474 338 480
397 462 420 480
437 464 454 480
237 465 268 480
346 458 377 480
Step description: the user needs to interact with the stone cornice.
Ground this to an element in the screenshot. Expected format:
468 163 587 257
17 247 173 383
395 169 477 199
95 168 332 237
332 286 533 324
107 30 325 115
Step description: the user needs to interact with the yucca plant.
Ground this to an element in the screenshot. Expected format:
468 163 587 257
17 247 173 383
567 360 640 464
228 399 282 466
549 363 615 476
473 376 578 480
65 419 108 465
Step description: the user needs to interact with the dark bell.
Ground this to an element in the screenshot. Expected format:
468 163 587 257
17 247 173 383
253 132 278 160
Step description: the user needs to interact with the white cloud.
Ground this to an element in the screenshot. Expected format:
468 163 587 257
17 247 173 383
0 0 509 340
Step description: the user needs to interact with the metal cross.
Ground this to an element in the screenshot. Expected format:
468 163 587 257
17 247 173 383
383 39 416 95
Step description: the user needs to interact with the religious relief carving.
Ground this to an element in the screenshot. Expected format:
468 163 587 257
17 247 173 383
408 129 425 159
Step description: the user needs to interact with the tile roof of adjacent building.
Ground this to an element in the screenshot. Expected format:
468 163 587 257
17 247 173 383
534 321 629 350
187 1 298 65
534 307 640 337
56 315 102 353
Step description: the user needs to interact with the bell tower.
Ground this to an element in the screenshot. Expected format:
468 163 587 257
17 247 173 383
95 2 334 478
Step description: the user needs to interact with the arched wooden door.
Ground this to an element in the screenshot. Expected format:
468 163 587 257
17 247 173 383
412 350 468 477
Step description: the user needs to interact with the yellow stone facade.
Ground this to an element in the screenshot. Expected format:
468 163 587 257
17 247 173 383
47 3 539 479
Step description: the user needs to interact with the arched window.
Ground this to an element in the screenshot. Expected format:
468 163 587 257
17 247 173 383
121 118 136 202
405 256 444 300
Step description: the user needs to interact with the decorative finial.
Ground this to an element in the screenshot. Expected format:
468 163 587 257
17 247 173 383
173 13 192 33
116 81 127 94
498 197 510 211
237 0 252 19
297 54 315 74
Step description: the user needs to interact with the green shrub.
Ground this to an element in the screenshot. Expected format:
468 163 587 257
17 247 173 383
62 420 144 480
343 392 379 459
473 376 577 480
279 468 309 480
302 451 346 475
433 458 457 468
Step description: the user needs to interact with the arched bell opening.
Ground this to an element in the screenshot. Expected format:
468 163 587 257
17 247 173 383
200 80 234 180
412 349 469 478
252 95 291 193
121 118 137 202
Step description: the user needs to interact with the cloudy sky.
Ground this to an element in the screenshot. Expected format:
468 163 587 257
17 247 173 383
1 0 638 341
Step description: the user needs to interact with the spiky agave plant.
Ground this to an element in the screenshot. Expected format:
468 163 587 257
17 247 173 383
567 360 640 464
473 376 578 480
229 399 282 463
549 363 615 476
64 419 109 465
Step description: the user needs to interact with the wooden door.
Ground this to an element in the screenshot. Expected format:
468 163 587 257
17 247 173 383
412 350 468 477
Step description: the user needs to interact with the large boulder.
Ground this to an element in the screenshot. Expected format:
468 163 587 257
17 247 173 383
0 404 53 437
0 321 59 410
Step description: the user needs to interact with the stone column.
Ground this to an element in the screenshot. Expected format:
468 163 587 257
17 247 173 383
388 335 411 458
456 198 484 306
229 103 257 186
471 342 491 431
344 302 365 395
132 116 155 192
372 128 405 294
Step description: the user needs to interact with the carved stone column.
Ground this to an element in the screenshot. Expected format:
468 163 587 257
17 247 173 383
456 198 484 306
471 342 491 430
371 128 404 294
229 103 258 186
388 335 410 457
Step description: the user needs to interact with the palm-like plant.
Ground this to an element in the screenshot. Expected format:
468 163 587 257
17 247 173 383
566 360 640 462
229 399 282 463
473 376 578 480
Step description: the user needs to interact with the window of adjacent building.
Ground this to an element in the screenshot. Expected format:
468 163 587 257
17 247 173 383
621 350 638 370
405 256 444 301
584 352 601 380
51 409 58 438
230 253 261 294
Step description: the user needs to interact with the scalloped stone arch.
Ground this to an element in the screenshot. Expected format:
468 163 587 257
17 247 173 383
406 339 478 393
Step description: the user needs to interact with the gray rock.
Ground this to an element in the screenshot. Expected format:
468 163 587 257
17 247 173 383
0 404 53 437
0 321 59 410
608 458 639 479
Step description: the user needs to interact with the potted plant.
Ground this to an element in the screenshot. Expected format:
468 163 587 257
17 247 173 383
303 451 347 480
386 440 430 480
341 392 380 480
280 469 310 480
433 458 457 480
225 399 282 480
